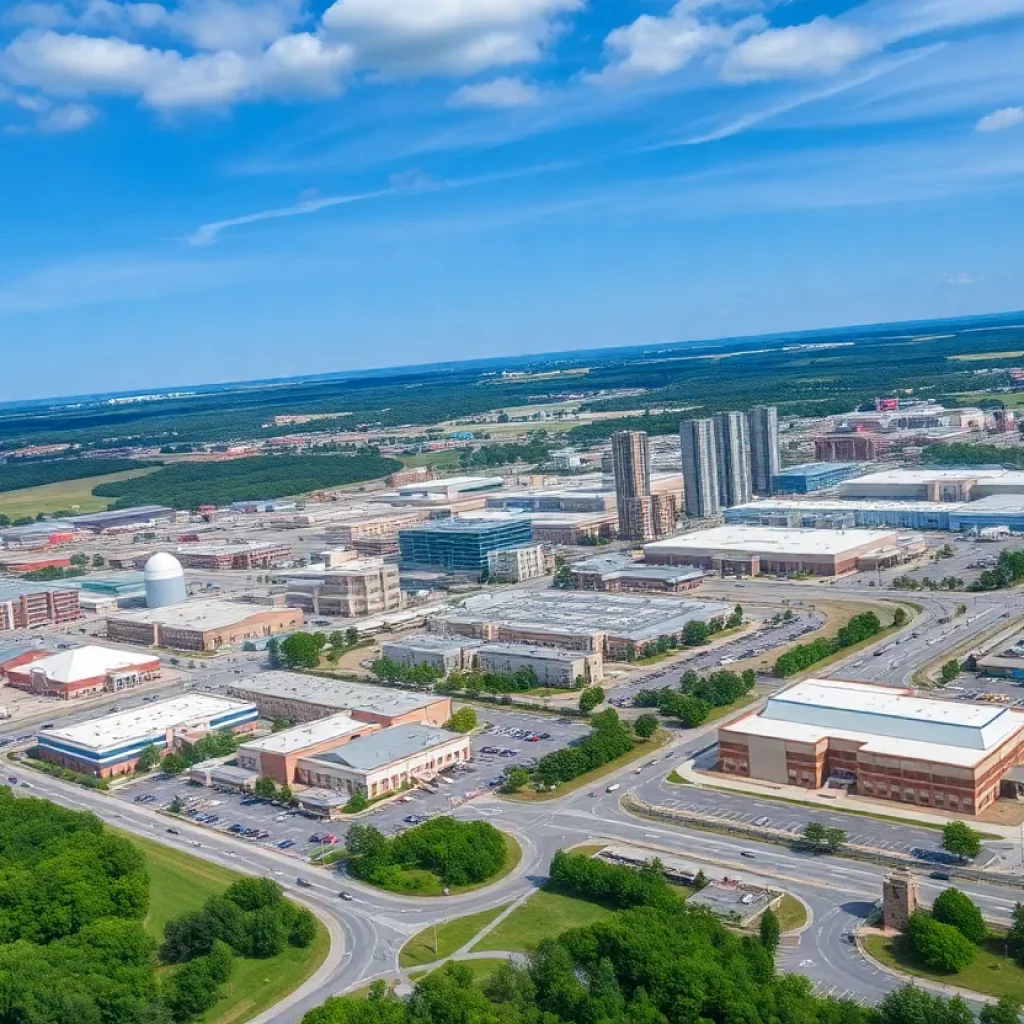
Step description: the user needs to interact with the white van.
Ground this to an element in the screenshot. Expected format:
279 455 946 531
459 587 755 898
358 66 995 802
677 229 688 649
606 783 621 793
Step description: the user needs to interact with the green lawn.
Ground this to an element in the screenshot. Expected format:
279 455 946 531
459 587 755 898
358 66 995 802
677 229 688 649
360 832 522 897
705 693 760 724
863 933 1024 1001
0 467 158 518
772 895 807 933
400 905 511 968
408 958 510 985
123 832 330 1023
504 733 668 802
666 770 688 785
473 888 616 953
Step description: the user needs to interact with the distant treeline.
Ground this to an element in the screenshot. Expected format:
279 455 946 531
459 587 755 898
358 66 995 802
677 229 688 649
0 458 157 493
92 452 402 510
922 442 1024 468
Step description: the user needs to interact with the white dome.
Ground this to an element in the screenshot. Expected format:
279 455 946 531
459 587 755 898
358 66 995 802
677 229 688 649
144 552 184 581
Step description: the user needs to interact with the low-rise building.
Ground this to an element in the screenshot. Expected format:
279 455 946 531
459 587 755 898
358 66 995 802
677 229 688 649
176 542 293 570
476 642 601 685
772 462 862 494
319 560 403 616
529 511 618 545
66 505 176 533
380 634 480 676
644 525 901 577
106 600 302 651
37 694 258 777
236 713 379 785
5 645 161 699
227 672 451 727
0 579 80 632
486 543 553 582
718 678 1024 816
296 725 470 799
567 553 704 593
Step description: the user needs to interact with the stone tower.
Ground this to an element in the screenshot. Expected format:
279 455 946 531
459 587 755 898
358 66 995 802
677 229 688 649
883 869 919 931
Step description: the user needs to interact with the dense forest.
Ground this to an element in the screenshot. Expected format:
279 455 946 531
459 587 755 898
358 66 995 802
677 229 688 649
91 452 402 509
2 312 1023 449
0 789 317 1023
921 443 1024 468
0 457 157 493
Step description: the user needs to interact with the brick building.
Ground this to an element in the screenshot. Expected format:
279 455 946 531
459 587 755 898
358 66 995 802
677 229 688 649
0 580 80 632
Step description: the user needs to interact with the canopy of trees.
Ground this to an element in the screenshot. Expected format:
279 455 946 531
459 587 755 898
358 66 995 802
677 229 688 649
533 709 635 789
967 549 1024 592
347 817 508 889
635 669 756 727
774 612 882 677
92 453 402 510
372 657 445 686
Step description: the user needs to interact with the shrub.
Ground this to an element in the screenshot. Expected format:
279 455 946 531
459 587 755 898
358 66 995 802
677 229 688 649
907 911 975 972
932 888 987 944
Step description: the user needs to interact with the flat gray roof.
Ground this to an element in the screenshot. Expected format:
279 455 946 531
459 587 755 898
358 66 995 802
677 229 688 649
382 634 477 654
0 578 77 600
107 599 273 631
478 642 588 662
303 725 462 772
228 671 444 716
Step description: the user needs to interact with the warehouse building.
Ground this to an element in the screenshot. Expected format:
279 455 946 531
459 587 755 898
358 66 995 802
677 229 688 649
0 579 80 632
838 468 1024 502
38 694 258 777
399 516 533 573
431 590 728 660
296 725 470 800
107 600 302 651
66 505 176 533
5 645 161 699
644 525 901 577
76 572 148 601
772 463 862 494
227 672 451 727
567 553 705 594
236 713 378 785
392 475 503 502
718 678 1024 816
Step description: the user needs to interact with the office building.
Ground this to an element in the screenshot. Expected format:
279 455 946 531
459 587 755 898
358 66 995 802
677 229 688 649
566 553 705 594
718 678 1024 816
0 579 79 632
296 726 470 800
175 542 293 570
298 560 404 617
5 645 161 699
399 517 533 573
747 405 780 496
381 635 481 676
713 411 753 508
476 643 602 685
644 524 903 577
37 694 258 777
107 600 302 651
66 505 176 533
772 462 861 494
486 543 553 582
680 419 720 518
612 431 651 541
227 672 452 727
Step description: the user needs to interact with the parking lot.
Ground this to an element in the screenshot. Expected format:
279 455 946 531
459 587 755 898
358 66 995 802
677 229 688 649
113 705 589 861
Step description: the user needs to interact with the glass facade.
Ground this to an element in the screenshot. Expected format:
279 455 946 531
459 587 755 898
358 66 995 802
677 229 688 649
399 519 534 571
773 462 861 493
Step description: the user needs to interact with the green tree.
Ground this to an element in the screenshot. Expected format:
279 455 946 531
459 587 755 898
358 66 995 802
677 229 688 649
893 607 908 627
501 767 531 793
1008 903 1024 966
943 820 982 861
759 907 780 953
932 888 987 944
824 827 847 853
161 752 188 775
693 869 710 890
940 659 962 684
981 997 1023 1024
907 911 975 972
802 821 827 849
135 744 161 773
633 713 659 739
289 908 318 948
578 686 605 714
254 776 278 800
267 637 282 669
169 795 184 814
271 718 291 732
345 627 360 647
878 985 975 1024
69 552 88 567
444 707 478 733
343 791 369 813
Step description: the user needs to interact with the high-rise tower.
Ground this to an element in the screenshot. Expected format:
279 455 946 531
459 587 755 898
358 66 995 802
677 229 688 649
714 411 753 508
748 405 780 496
680 418 720 518
611 430 656 541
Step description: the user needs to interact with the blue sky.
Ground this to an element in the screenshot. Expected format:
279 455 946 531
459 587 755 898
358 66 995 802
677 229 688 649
3 0 1024 401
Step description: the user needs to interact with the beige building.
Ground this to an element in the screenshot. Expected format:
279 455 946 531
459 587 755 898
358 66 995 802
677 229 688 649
486 543 553 582
317 560 403 617
476 642 602 684
381 635 480 676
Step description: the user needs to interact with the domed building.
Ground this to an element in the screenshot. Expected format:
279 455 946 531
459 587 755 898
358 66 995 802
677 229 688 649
144 552 187 608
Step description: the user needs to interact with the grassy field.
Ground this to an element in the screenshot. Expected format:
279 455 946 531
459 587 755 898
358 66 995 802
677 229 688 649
949 351 1024 361
772 895 807 933
408 958 510 985
0 467 158 518
400 904 511 968
124 832 330 1024
399 451 465 470
474 888 616 952
361 832 522 897
503 732 668 803
863 933 1024 1000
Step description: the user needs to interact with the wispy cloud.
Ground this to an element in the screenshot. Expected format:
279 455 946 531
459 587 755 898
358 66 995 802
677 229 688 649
977 106 1024 133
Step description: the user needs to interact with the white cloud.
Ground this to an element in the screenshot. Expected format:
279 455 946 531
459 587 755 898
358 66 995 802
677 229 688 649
449 75 539 108
595 1 763 80
0 29 352 108
976 105 1024 132
37 99 98 129
721 16 880 82
944 272 975 286
320 0 582 75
